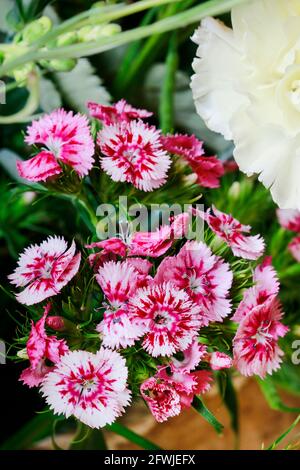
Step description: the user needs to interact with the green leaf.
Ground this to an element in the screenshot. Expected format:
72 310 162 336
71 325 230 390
0 411 56 450
272 362 300 397
257 377 300 413
217 373 239 434
107 422 161 450
192 396 224 435
159 32 178 134
266 415 300 450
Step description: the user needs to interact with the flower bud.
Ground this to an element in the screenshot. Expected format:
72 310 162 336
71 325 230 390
17 348 28 360
42 58 77 72
23 16 52 44
77 23 121 42
56 32 78 47
46 316 66 331
13 63 35 84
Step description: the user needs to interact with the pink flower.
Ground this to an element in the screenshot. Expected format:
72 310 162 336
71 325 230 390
201 206 265 260
160 133 224 188
98 120 171 191
187 155 224 189
129 213 190 257
128 283 202 357
140 377 181 423
8 236 81 306
161 133 204 159
277 209 300 232
288 236 300 262
233 297 289 379
209 352 233 371
41 349 131 428
155 241 233 324
20 304 68 388
86 238 127 270
17 109 94 182
96 261 149 349
171 341 207 372
232 258 279 323
88 99 152 125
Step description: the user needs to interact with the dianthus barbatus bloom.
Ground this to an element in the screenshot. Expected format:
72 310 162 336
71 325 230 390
288 236 300 262
277 209 300 232
201 206 265 260
233 297 289 378
88 99 152 125
41 349 131 428
161 133 224 188
155 241 233 324
128 282 202 357
140 377 181 423
17 109 94 182
157 366 212 409
96 261 149 348
8 236 81 306
191 1 300 209
20 304 68 388
232 257 279 323
98 120 171 191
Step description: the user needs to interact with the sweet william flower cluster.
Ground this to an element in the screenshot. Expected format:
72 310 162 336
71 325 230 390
9 100 288 428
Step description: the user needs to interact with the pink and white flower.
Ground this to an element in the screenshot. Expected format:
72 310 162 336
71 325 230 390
41 349 131 428
201 206 265 260
232 258 279 323
96 261 149 349
98 120 171 191
157 366 212 409
277 209 300 233
155 241 233 324
20 304 68 387
88 99 152 125
288 236 300 262
17 109 94 182
8 236 81 306
209 351 233 371
233 297 289 379
128 282 202 357
140 377 181 423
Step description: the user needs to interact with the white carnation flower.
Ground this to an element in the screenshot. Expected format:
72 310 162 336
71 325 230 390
191 0 300 209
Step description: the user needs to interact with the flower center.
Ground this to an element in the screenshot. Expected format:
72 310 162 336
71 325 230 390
40 260 53 279
122 146 141 164
153 310 171 327
46 136 62 158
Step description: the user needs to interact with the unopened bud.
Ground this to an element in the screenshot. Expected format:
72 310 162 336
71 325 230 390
183 173 198 187
23 16 52 44
56 32 78 47
42 58 77 72
77 23 121 42
46 316 65 331
13 63 35 84
17 348 28 359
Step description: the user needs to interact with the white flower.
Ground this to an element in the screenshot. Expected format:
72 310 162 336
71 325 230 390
191 0 300 209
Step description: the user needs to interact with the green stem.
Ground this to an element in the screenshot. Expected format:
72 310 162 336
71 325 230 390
70 423 107 450
0 71 40 123
159 32 178 133
0 0 250 78
29 0 180 49
76 193 98 232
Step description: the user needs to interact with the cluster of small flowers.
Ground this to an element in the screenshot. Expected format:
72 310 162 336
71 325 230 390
277 209 300 262
17 99 224 191
9 199 288 427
